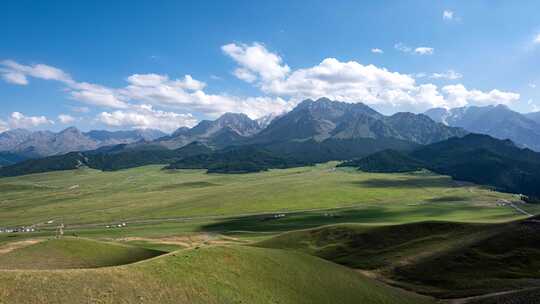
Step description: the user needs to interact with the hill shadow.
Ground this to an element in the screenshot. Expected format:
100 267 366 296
352 177 452 189
198 204 476 234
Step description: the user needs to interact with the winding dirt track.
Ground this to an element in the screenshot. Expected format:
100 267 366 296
0 239 43 255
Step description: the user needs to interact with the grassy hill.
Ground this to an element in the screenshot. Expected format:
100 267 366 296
0 245 433 304
257 218 540 299
0 237 164 269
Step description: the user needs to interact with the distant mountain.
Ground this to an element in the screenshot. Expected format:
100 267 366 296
0 127 166 157
425 105 540 151
341 134 540 197
85 129 166 144
254 98 466 144
256 113 281 129
156 113 262 149
525 111 540 124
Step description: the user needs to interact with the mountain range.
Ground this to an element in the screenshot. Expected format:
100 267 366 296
0 98 464 172
0 127 166 158
425 104 540 151
2 98 540 198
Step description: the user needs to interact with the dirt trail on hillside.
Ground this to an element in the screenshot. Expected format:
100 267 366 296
116 233 248 248
0 239 43 255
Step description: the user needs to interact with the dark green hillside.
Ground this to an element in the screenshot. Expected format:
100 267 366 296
0 151 28 166
341 134 540 196
263 137 419 163
258 218 540 299
166 145 308 173
0 151 88 177
0 142 213 176
87 142 213 171
339 149 424 173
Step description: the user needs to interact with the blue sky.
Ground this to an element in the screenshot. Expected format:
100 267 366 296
1 0 540 132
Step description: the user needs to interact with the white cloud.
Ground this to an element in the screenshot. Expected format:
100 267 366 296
414 47 434 55
395 43 434 55
0 60 73 85
0 119 8 133
1 43 522 126
443 10 454 20
394 43 412 53
0 59 292 121
97 104 198 132
442 84 520 108
223 43 519 113
1 71 28 85
69 106 90 113
58 114 75 124
8 112 54 129
70 82 128 109
429 70 462 80
233 68 257 83
222 42 290 82
371 48 384 54
530 83 537 88
534 34 540 44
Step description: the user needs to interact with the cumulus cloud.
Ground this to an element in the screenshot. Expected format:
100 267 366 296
529 83 537 89
223 43 519 113
534 34 540 44
371 48 384 54
442 84 520 108
222 42 290 83
443 10 454 20
8 112 54 129
1 43 523 128
70 82 128 109
0 59 292 125
97 104 198 132
58 114 75 124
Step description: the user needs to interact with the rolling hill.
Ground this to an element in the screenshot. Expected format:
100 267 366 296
0 243 433 304
257 217 540 299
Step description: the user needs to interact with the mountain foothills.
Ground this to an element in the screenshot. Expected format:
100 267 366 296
425 104 540 152
341 134 540 197
1 98 540 198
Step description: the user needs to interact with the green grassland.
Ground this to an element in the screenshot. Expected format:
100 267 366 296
1 164 539 303
0 163 533 231
0 241 433 304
